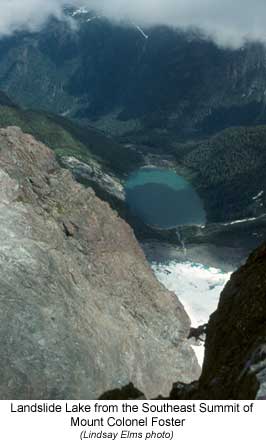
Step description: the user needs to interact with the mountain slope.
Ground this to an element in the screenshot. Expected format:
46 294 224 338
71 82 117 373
1 91 266 240
0 91 145 221
1 15 266 137
170 125 266 222
0 126 199 399
0 92 142 176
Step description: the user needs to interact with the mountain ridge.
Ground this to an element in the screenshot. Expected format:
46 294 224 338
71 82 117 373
1 16 266 138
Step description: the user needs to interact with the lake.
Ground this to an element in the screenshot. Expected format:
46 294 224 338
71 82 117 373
125 168 206 229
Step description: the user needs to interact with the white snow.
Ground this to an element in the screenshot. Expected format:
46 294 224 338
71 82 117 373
191 344 205 366
72 7 88 17
87 16 101 22
252 190 264 200
222 217 257 226
153 261 231 327
132 23 149 39
152 260 231 365
61 108 72 117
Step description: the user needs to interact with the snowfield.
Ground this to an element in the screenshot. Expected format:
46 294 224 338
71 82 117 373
152 260 232 365
153 260 231 327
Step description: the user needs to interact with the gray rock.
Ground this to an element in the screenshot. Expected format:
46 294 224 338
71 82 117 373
61 155 125 202
0 126 199 399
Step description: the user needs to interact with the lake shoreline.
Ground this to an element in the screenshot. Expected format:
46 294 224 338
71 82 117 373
125 167 206 229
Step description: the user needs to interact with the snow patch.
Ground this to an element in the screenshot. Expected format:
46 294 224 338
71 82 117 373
222 217 257 226
191 344 205 366
152 261 231 328
87 16 101 22
132 23 149 39
252 190 264 200
152 260 231 366
72 7 88 17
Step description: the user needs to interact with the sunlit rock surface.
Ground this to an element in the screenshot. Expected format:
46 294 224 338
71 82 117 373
0 127 199 399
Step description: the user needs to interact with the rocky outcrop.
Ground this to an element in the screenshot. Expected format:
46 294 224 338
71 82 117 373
99 383 145 400
0 126 199 399
196 244 266 399
60 155 125 203
102 243 266 400
166 244 266 400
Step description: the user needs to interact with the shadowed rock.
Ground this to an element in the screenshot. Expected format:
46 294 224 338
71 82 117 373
169 244 266 400
188 324 207 342
197 243 266 399
99 383 145 400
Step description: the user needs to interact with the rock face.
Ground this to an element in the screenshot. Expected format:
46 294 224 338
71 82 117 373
197 244 266 399
0 126 199 399
104 244 266 400
168 243 266 400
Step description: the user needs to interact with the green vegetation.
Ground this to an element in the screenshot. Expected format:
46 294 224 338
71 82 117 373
169 126 266 222
0 94 142 176
0 91 265 225
180 126 266 185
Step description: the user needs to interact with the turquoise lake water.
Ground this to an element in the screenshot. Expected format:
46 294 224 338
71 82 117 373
125 168 206 229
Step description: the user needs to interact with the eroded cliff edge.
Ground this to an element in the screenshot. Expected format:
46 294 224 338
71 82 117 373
0 126 199 399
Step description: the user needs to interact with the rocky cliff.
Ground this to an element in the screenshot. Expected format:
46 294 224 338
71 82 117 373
102 244 266 400
167 243 266 400
0 126 199 399
195 243 266 399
